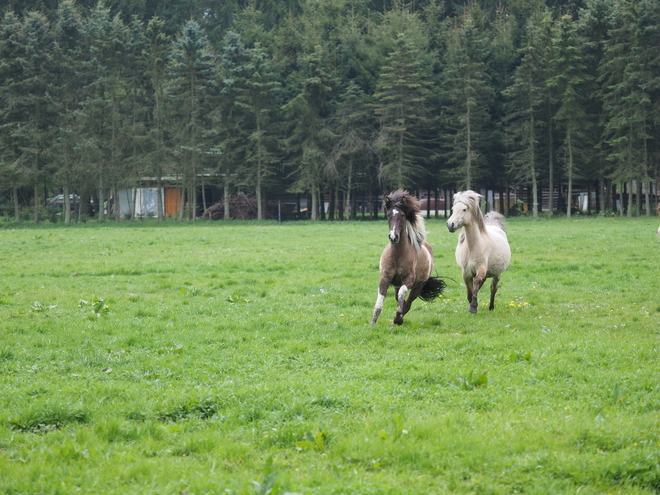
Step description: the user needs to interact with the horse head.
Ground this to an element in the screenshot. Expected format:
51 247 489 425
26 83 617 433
385 190 421 244
385 201 406 244
447 190 484 233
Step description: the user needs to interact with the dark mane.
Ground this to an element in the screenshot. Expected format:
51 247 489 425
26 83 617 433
385 189 426 248
384 189 421 224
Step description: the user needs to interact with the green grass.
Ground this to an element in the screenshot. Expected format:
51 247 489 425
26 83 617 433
1 217 659 494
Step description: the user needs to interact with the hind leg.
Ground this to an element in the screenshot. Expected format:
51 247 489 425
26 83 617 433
488 275 500 311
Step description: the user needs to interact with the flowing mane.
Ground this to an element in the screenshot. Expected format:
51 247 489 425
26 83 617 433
452 190 486 233
385 189 427 250
446 189 511 314
372 189 445 326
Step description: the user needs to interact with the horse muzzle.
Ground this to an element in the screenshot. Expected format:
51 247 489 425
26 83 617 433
446 222 458 233
389 234 400 244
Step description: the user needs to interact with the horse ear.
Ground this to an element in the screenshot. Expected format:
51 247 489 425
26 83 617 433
384 195 391 209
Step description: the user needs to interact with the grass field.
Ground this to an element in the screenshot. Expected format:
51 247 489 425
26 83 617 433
1 217 659 494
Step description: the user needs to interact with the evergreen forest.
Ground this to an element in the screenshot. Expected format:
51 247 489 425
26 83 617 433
1 0 659 222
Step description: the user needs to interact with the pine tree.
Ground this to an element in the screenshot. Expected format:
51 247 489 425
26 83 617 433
144 16 171 221
503 16 548 218
19 11 57 223
599 2 650 217
216 30 250 220
282 46 337 220
548 15 592 218
579 0 615 214
52 0 84 224
122 17 148 221
440 10 494 190
79 3 131 222
330 81 377 220
373 32 432 189
0 12 28 222
235 43 281 220
169 20 215 221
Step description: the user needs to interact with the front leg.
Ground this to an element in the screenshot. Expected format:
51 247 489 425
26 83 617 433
469 269 487 314
371 278 389 325
463 273 474 303
392 284 409 325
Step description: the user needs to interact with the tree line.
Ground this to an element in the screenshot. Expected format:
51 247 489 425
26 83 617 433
1 0 659 222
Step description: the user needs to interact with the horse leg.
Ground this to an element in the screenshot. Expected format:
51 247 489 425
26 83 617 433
393 277 420 325
469 270 486 314
392 284 409 325
371 278 389 325
489 275 500 311
463 273 474 304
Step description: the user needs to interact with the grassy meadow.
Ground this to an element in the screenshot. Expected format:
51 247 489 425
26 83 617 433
0 216 659 494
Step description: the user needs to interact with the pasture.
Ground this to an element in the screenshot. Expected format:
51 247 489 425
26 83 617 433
0 217 659 494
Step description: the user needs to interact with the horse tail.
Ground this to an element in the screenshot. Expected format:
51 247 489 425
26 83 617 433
485 211 507 232
419 276 446 302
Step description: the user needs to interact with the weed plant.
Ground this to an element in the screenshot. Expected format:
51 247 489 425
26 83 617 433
1 217 659 494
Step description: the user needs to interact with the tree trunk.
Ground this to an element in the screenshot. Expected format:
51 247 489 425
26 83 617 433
98 173 105 222
311 184 319 221
466 100 472 190
190 176 196 221
201 175 208 218
156 173 164 222
566 126 573 219
223 178 230 220
346 157 353 221
547 101 554 214
33 182 40 223
256 177 263 221
530 112 538 218
131 187 137 221
178 177 186 221
114 185 121 222
13 187 20 223
63 184 71 225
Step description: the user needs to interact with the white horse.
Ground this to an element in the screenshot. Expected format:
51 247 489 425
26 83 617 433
446 190 511 313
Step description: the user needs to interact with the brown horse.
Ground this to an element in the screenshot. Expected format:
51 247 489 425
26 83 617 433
371 190 445 326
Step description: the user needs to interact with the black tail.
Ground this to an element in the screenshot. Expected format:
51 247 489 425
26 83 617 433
419 276 446 302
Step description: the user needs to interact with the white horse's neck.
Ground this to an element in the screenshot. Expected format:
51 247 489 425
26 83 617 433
461 216 488 249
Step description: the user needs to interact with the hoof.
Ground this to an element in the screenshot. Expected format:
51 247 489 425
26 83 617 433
468 305 477 314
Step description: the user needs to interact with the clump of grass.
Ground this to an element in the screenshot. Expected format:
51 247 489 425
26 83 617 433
451 370 489 390
157 396 225 422
9 403 91 433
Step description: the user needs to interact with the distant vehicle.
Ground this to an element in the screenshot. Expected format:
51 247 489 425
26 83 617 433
419 197 446 211
48 194 80 209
